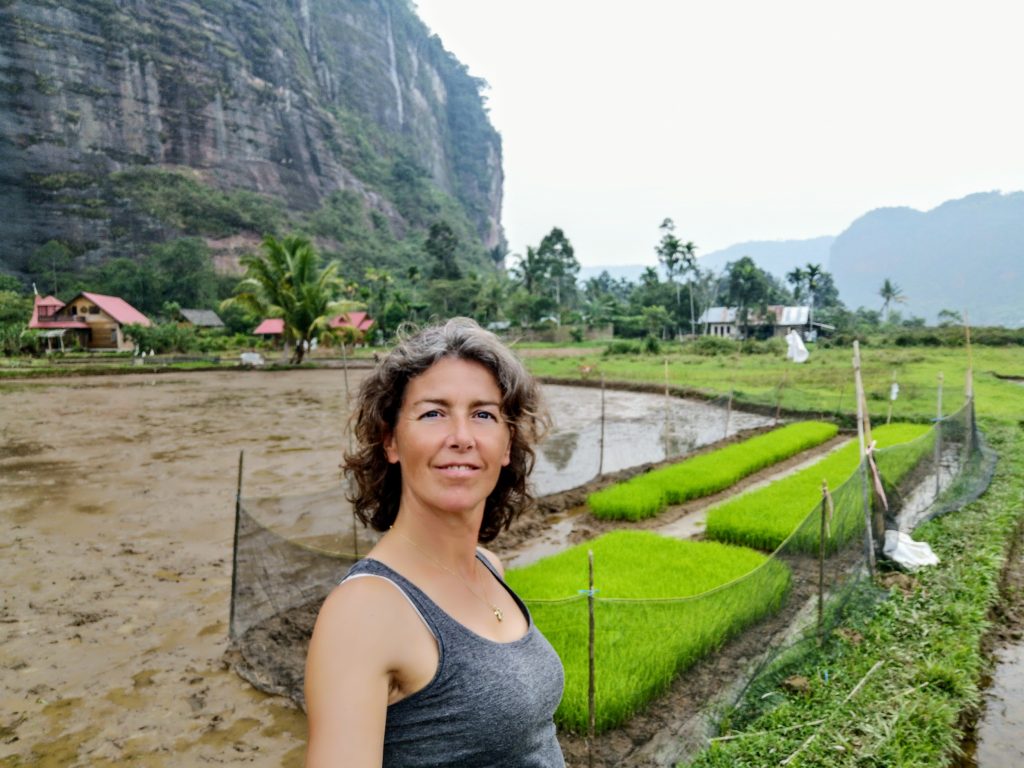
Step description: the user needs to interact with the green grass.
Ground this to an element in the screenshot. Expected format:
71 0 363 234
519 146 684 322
524 345 1023 425
588 421 839 521
687 421 1024 767
507 531 791 733
704 423 933 552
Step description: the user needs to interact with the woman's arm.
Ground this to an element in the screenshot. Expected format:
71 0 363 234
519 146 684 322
304 578 402 768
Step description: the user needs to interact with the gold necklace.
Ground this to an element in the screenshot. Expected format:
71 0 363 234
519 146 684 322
389 526 504 622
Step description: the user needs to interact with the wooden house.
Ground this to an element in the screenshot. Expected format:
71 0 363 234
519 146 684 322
30 292 151 351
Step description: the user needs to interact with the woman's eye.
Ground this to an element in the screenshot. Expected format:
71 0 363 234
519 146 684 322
419 409 442 419
475 410 499 421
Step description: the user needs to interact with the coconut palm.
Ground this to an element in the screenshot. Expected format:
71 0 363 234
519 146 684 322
222 234 352 364
879 278 907 323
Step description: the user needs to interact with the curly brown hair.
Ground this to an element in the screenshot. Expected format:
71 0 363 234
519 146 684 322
344 318 549 543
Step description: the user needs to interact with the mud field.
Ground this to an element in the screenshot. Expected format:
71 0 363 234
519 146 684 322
1 369 780 767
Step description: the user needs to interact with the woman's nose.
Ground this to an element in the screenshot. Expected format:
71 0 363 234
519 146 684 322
447 414 475 448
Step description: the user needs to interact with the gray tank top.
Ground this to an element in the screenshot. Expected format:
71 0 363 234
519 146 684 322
342 554 565 768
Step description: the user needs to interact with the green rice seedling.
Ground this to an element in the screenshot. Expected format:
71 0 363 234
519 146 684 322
588 421 839 521
705 423 933 552
507 531 791 732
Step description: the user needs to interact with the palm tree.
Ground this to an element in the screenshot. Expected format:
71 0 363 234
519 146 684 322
222 234 352 364
879 278 906 323
804 263 823 332
786 266 807 303
681 240 698 335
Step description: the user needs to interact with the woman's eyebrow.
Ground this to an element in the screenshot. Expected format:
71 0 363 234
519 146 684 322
410 398 501 409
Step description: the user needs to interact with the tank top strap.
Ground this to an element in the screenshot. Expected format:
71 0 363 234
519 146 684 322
341 557 445 642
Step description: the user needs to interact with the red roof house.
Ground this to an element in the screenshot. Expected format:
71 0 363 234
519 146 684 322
33 292 151 351
253 312 374 340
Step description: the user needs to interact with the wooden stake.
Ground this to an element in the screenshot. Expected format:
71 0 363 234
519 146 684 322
818 480 828 643
663 358 671 459
775 369 788 425
598 374 606 478
723 387 734 439
229 450 244 641
935 372 944 500
588 550 596 768
852 342 876 574
886 369 896 425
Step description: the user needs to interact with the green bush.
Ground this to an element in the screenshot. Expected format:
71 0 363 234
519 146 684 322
690 335 737 356
123 322 199 354
508 531 791 732
705 423 933 552
603 339 642 356
588 422 839 521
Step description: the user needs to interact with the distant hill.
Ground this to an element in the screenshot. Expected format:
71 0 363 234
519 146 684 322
829 191 1024 326
697 236 835 278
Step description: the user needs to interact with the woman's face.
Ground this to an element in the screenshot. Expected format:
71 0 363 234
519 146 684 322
384 356 512 519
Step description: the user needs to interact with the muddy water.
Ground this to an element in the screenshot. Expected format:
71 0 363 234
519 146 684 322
532 384 770 495
0 370 765 766
973 643 1024 767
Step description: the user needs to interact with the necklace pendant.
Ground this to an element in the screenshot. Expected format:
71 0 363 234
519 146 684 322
493 606 503 622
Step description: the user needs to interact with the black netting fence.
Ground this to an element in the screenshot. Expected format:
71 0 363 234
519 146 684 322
227 386 992 749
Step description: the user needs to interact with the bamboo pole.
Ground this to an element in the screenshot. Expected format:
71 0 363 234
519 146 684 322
886 369 896 425
818 480 828 643
964 312 975 459
774 369 788 425
852 341 876 574
588 550 596 768
229 450 244 641
663 358 671 460
723 387 733 439
598 374 606 478
935 372 944 500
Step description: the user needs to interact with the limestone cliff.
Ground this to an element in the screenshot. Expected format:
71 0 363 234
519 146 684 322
0 0 503 274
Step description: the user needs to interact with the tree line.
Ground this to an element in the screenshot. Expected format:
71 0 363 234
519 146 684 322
0 218 984 358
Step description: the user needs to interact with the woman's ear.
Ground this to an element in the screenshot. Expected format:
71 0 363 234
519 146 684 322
384 429 400 464
501 426 513 467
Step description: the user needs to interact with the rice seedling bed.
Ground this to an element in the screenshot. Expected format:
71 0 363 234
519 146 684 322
506 531 791 733
587 421 839 521
705 422 933 552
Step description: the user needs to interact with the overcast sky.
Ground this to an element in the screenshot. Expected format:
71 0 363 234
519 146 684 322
414 0 1024 268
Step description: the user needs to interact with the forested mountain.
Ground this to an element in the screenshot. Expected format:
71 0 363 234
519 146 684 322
829 192 1024 326
698 236 835 279
0 0 502 287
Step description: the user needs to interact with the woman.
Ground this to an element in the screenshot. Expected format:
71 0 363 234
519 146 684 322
305 318 565 767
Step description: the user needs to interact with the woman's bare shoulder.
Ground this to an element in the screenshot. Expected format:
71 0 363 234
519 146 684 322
477 547 506 578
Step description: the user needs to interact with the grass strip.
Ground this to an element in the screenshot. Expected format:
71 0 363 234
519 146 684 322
507 531 791 733
687 420 1023 767
705 422 932 552
588 421 839 521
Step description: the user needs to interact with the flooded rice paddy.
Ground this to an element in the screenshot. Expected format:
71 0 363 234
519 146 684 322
0 369 769 766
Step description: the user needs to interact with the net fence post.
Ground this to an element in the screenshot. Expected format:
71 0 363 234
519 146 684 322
663 358 671 460
229 449 244 641
935 372 944 500
588 549 596 768
818 480 828 644
852 341 876 575
598 374 606 478
723 387 733 439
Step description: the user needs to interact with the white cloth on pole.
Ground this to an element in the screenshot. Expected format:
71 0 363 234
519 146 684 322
785 329 809 363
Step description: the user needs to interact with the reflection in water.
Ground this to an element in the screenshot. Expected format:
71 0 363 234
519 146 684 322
540 431 580 471
531 385 772 496
974 642 1024 767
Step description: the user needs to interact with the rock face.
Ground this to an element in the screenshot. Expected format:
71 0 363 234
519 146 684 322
0 0 502 270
